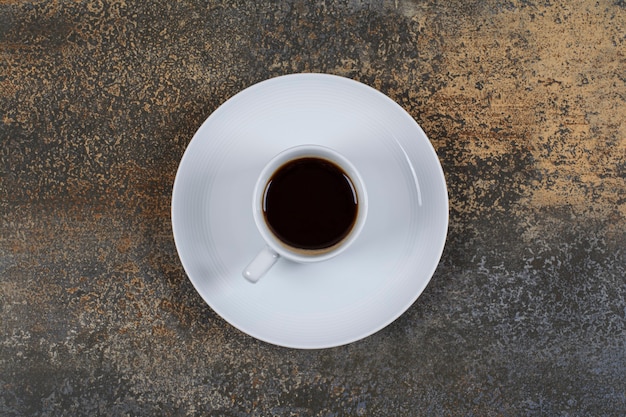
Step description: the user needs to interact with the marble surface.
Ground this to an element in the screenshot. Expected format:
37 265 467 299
1 0 625 415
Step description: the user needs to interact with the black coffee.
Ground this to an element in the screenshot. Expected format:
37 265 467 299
263 157 358 251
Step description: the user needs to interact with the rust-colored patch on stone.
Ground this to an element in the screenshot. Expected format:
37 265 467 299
423 1 625 224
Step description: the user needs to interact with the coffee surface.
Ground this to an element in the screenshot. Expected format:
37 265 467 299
263 157 358 251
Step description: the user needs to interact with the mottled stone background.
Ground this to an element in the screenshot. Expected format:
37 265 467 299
1 0 625 415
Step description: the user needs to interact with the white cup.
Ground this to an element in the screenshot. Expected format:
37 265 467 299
243 145 368 283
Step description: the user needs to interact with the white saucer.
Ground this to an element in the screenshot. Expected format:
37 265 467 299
172 74 448 349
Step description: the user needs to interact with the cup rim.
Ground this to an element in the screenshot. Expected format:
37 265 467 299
252 144 368 263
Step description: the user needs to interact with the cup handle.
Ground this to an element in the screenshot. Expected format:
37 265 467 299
243 246 280 283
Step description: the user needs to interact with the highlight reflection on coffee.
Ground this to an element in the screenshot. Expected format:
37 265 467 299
262 157 358 252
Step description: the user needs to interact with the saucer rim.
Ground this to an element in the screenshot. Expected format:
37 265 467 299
172 73 449 349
